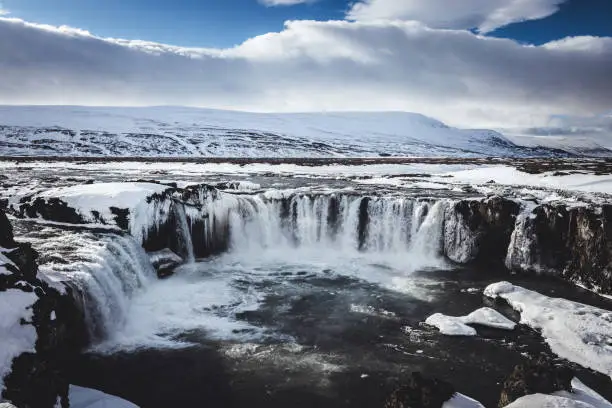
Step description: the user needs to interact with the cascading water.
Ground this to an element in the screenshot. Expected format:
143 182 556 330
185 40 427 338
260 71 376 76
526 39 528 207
173 203 196 263
37 232 156 341
196 192 451 264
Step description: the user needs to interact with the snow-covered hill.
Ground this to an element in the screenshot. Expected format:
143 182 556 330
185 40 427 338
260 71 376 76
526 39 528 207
0 106 607 157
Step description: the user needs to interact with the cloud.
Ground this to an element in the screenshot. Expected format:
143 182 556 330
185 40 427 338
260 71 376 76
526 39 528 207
0 17 610 130
346 0 568 33
259 0 314 6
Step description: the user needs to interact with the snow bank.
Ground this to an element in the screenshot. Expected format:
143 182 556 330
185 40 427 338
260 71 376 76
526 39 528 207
29 182 177 245
485 282 612 379
506 378 612 408
425 314 477 336
425 307 516 336
441 165 612 195
0 251 16 274
0 289 38 392
69 385 139 408
37 182 169 224
443 393 486 408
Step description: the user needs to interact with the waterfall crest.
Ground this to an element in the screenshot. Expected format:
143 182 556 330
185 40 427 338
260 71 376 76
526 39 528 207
191 193 451 260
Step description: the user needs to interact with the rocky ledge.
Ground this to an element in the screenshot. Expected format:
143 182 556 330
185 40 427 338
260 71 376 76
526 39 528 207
10 182 612 295
0 209 86 407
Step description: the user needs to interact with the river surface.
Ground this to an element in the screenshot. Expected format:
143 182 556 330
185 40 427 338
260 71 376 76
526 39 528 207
67 252 612 408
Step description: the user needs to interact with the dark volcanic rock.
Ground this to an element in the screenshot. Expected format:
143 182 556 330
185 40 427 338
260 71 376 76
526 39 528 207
1 209 86 408
18 197 85 224
444 196 520 265
383 372 455 408
498 358 574 407
506 204 612 294
148 248 184 279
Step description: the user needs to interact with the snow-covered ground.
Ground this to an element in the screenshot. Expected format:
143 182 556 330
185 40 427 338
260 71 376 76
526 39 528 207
485 282 612 380
36 182 170 226
0 288 37 393
1 106 608 157
3 160 611 204
506 378 612 408
70 385 139 408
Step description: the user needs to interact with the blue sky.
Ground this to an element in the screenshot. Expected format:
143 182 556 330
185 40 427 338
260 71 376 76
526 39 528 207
3 0 611 48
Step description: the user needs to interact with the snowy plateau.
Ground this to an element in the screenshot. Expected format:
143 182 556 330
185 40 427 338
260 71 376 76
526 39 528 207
0 106 611 158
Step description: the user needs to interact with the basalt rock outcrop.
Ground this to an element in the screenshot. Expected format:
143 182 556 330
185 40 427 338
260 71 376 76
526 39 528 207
498 359 574 407
383 372 455 408
0 210 86 408
506 204 612 294
444 196 520 265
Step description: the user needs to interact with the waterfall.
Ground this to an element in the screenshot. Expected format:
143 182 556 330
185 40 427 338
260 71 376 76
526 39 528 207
173 203 195 263
43 233 156 341
193 192 450 259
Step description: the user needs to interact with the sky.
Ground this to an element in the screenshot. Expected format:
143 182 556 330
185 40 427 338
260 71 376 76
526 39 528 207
0 0 611 134
2 0 612 47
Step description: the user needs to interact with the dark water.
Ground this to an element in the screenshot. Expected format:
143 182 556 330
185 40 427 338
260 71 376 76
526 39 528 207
68 265 612 408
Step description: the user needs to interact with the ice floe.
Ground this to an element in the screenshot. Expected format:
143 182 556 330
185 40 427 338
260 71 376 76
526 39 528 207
425 307 516 336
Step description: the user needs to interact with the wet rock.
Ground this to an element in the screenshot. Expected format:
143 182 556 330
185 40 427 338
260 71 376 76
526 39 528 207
148 248 183 279
383 372 455 408
1 209 85 407
0 210 17 248
444 196 520 265
109 207 130 230
498 358 574 407
506 204 612 294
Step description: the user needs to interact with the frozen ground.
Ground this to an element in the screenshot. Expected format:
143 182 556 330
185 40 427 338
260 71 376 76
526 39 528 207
0 288 37 393
70 385 138 408
485 282 612 380
506 378 612 408
1 106 609 157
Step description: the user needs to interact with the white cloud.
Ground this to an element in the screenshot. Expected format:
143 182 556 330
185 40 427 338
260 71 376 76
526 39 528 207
259 0 314 6
346 0 568 33
0 17 610 130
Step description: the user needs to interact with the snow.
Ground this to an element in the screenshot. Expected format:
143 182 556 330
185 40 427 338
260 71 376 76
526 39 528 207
485 282 612 379
26 182 175 245
440 165 612 194
0 289 38 393
463 307 517 329
0 105 589 158
425 313 477 336
36 182 169 224
69 385 139 408
443 393 486 408
0 251 15 274
148 248 183 268
506 378 612 408
425 307 516 336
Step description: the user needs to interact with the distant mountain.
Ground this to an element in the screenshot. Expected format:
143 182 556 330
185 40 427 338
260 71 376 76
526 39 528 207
0 106 607 157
